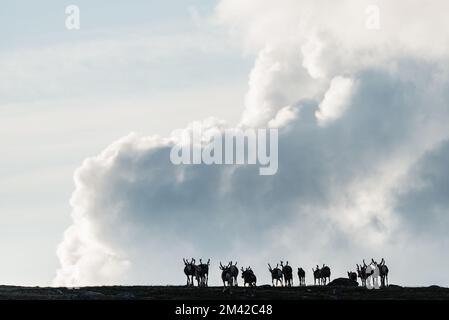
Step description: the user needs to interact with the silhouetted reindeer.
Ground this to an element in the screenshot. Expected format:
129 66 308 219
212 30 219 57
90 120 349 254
374 258 389 287
268 263 283 287
365 259 380 288
356 263 367 287
363 259 374 277
228 261 239 286
241 267 257 287
348 271 357 282
320 264 331 285
219 262 233 291
297 268 306 286
280 261 293 287
183 258 196 286
312 265 321 285
357 259 376 288
197 259 210 287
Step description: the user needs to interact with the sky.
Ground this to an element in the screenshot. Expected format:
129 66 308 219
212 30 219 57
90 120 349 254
2 0 449 287
0 0 251 286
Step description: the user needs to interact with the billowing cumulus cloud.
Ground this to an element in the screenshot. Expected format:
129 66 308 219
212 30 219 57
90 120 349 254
315 76 355 126
55 0 449 286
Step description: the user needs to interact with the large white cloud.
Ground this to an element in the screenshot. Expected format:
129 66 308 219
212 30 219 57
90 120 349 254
55 0 449 286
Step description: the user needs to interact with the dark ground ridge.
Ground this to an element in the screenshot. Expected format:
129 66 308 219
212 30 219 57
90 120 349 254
0 283 448 300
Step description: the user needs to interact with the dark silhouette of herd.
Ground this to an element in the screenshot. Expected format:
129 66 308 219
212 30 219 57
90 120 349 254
183 258 210 287
183 257 390 290
312 264 331 285
355 258 389 287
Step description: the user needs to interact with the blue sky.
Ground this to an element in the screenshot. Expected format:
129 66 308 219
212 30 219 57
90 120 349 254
0 0 251 285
